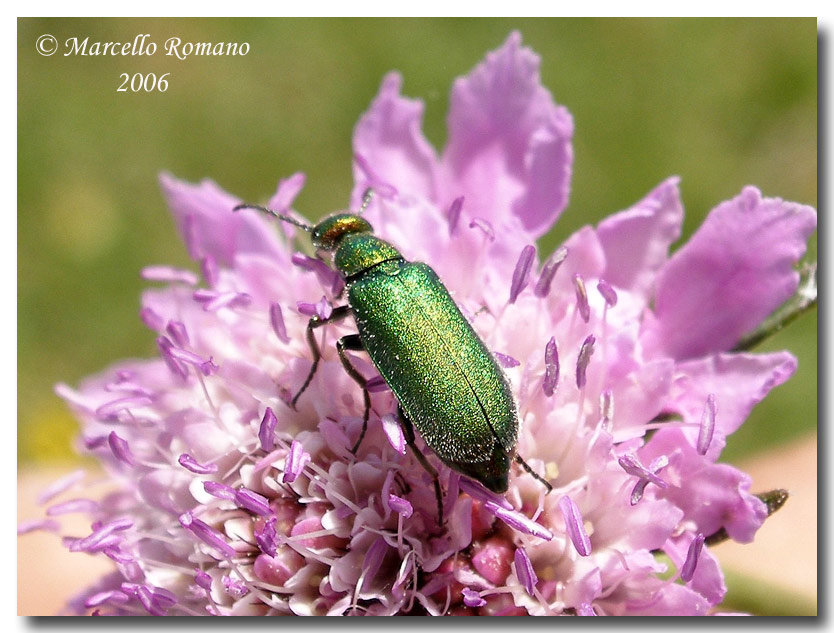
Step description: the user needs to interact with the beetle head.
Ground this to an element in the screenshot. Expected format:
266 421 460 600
311 214 374 251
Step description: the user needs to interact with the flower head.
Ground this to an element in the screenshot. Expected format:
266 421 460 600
30 32 814 616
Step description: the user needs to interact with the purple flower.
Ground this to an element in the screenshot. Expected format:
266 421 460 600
28 33 814 616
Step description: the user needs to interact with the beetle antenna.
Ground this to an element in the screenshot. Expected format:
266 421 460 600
358 188 374 215
233 203 313 232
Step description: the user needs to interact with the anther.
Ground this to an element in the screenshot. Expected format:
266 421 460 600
573 274 590 322
534 246 568 298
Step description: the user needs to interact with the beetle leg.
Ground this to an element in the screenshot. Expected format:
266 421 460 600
334 334 372 454
291 305 353 410
398 405 444 526
514 454 553 493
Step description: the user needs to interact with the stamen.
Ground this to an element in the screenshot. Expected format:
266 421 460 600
203 481 236 500
297 296 332 320
509 245 536 304
576 335 596 389
514 547 538 597
381 413 406 455
47 498 100 516
74 534 121 553
459 478 513 510
85 590 130 608
103 547 134 564
269 303 290 344
462 587 486 608
96 395 153 420
166 346 208 368
135 584 177 615
204 291 252 312
139 307 165 331
194 569 213 591
141 265 199 286
680 533 705 582
200 358 219 376
628 454 670 506
447 196 464 235
381 470 396 520
484 501 553 541
37 468 85 505
494 352 520 368
17 518 60 535
316 296 333 320
192 289 215 303
283 440 310 483
543 337 559 397
178 512 236 559
223 576 249 598
572 274 590 323
177 453 218 475
534 246 568 298
164 320 189 347
254 517 278 557
258 407 278 452
201 255 218 287
72 518 133 552
104 378 151 396
469 218 495 241
696 394 717 455
618 454 667 489
83 435 108 450
157 336 188 380
108 431 135 466
558 496 591 556
596 279 618 307
388 494 413 519
234 488 273 517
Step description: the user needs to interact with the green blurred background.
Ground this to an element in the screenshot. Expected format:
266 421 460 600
18 17 816 613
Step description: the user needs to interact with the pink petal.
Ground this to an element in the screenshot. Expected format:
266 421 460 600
441 31 573 237
650 186 816 359
669 351 797 458
596 177 683 300
643 430 768 543
352 73 439 204
267 172 306 215
622 583 711 616
159 172 286 266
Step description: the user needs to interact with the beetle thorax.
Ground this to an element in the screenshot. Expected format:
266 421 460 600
334 233 402 277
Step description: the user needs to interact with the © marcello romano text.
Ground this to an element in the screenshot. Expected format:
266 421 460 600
62 34 250 59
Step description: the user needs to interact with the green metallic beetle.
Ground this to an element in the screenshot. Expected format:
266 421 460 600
235 192 547 520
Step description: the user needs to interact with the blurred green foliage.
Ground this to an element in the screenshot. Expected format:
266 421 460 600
18 17 815 468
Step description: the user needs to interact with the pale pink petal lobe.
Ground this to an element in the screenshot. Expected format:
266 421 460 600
596 177 683 300
159 172 286 266
441 31 573 237
670 351 797 456
651 187 816 359
352 73 439 204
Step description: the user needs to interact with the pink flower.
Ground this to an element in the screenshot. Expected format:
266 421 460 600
28 32 814 616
